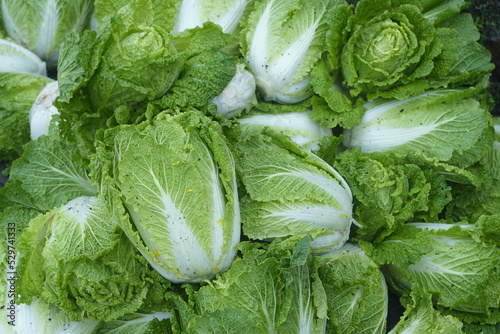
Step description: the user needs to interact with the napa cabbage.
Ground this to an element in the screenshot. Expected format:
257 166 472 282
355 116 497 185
231 126 354 252
94 110 241 283
240 0 351 104
0 0 94 69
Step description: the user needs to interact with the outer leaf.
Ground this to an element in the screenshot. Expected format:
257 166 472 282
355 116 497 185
438 264 500 325
186 238 328 333
8 131 97 212
0 179 39 212
15 195 161 321
239 131 351 205
42 231 152 321
190 252 287 332
333 149 452 242
238 109 333 152
444 175 500 223
419 0 466 25
43 196 121 262
278 247 328 333
382 223 499 309
242 199 351 250
316 243 389 334
187 308 261 334
156 48 238 110
94 312 172 334
388 291 464 334
94 0 177 33
310 57 365 129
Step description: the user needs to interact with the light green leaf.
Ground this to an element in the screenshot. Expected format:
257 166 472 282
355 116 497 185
419 0 466 25
188 308 262 334
383 223 499 309
8 131 97 212
188 238 328 334
56 0 185 149
238 109 332 152
310 57 365 129
317 243 388 334
15 195 161 321
95 311 172 334
43 196 120 262
94 0 178 33
332 149 452 242
87 0 183 111
388 291 464 334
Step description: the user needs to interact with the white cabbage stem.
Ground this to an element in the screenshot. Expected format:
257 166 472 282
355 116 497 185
238 110 333 152
0 38 47 76
29 81 59 140
210 64 257 119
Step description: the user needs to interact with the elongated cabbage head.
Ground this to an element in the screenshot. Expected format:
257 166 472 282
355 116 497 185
1 0 94 69
236 128 354 252
241 0 349 104
343 89 491 164
100 110 241 283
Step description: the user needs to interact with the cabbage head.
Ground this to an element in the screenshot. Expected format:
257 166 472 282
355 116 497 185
339 0 494 100
341 0 437 98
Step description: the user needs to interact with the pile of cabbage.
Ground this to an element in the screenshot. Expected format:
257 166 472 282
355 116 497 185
0 0 499 333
